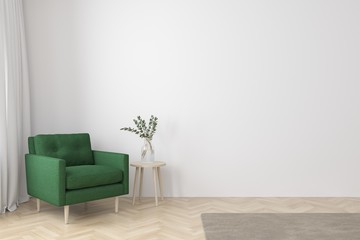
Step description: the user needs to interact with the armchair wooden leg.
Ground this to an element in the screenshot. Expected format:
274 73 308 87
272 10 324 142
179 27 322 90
64 205 69 224
36 199 40 212
115 197 119 213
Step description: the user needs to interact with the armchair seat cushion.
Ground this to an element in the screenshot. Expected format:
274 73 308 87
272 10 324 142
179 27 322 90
66 165 123 190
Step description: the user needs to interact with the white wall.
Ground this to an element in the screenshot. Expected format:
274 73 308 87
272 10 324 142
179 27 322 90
23 0 360 197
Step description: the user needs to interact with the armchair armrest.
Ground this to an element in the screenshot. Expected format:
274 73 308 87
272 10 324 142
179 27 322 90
93 150 129 194
25 154 66 206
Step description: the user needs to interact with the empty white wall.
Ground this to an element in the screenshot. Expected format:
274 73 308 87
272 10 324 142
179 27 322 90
23 0 360 197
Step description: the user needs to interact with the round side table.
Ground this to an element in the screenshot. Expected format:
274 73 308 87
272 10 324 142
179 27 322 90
130 161 166 207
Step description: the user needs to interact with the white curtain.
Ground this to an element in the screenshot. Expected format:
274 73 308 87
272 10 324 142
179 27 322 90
0 0 31 213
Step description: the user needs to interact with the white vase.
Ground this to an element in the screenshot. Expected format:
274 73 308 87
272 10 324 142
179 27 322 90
141 138 154 162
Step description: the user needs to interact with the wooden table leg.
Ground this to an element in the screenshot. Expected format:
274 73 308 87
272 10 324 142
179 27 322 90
132 167 139 205
157 167 164 200
139 167 143 201
152 167 158 206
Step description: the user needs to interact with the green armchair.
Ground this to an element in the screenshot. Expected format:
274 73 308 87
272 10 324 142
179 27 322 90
25 133 129 224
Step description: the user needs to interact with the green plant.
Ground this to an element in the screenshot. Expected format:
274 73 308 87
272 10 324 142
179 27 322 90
120 115 158 140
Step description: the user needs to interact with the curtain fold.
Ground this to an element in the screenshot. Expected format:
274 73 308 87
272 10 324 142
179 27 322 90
0 0 31 213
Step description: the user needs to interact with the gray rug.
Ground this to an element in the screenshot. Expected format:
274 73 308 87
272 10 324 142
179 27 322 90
201 213 360 240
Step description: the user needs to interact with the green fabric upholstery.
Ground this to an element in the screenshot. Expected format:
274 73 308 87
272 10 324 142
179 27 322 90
25 154 66 206
65 183 125 205
25 133 129 211
93 150 129 194
66 165 123 190
33 133 94 166
28 137 35 154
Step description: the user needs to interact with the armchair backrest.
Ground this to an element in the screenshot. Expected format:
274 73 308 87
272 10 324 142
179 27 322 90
28 133 94 166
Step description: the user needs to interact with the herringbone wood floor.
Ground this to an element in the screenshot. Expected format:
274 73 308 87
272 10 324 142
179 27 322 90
1 197 360 239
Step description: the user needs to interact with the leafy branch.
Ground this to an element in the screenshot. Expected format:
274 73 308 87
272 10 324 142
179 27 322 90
121 115 158 140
